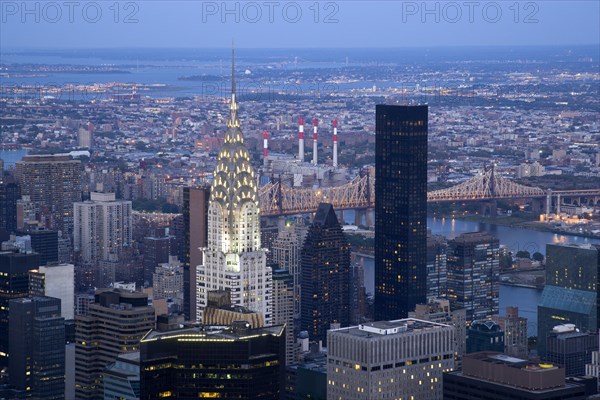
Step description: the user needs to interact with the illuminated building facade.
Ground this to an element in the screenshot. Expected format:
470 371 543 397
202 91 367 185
139 324 285 399
196 52 272 324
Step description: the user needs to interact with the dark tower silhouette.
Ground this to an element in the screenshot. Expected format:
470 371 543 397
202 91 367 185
374 105 428 320
300 203 350 343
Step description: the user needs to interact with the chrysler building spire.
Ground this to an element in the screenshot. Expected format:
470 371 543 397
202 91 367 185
197 46 271 324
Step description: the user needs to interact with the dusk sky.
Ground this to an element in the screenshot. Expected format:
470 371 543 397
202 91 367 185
1 1 599 49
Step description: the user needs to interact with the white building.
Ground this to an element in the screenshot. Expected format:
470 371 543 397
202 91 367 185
327 319 455 400
29 263 75 320
73 192 132 264
197 58 272 324
153 256 184 307
517 161 545 178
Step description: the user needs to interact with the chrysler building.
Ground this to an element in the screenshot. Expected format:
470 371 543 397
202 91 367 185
196 50 272 324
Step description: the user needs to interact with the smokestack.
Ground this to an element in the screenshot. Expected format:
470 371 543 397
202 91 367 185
333 119 338 168
299 117 304 162
263 130 268 166
313 118 318 165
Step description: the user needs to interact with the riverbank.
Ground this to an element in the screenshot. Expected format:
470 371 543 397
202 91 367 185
457 214 600 240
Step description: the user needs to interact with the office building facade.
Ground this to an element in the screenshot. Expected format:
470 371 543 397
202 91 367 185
300 203 350 343
447 232 500 323
374 105 428 320
9 296 65 399
75 289 154 400
0 250 40 367
327 318 454 400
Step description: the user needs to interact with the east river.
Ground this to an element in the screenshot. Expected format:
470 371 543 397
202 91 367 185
350 214 600 336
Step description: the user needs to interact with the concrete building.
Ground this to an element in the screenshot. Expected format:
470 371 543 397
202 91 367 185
272 222 302 318
447 232 500 323
152 255 183 309
444 352 596 400
29 262 75 320
15 154 82 236
74 192 132 265
492 306 529 358
75 288 154 400
517 161 545 178
409 298 467 365
327 318 455 400
272 268 297 366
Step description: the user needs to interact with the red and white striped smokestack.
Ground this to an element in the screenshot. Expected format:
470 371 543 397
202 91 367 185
333 119 338 168
298 117 304 162
312 118 318 165
263 130 268 166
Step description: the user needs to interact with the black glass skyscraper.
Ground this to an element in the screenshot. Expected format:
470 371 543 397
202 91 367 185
374 105 428 320
300 203 350 342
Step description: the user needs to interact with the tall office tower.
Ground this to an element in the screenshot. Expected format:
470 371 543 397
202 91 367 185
546 324 598 377
261 219 279 266
197 53 272 324
538 243 599 357
73 192 132 265
0 250 40 367
75 288 155 400
467 320 505 353
152 255 184 309
374 105 428 321
272 268 297 366
300 203 350 343
444 352 596 400
272 222 301 317
491 306 528 358
409 298 467 366
15 154 82 236
327 319 455 400
29 263 75 320
182 185 209 321
20 228 59 265
9 296 65 399
103 353 140 400
140 324 286 399
0 177 18 235
447 232 500 323
427 232 447 301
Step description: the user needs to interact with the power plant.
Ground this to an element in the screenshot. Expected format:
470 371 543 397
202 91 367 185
260 116 348 189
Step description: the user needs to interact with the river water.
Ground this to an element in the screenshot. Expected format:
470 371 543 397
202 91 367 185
350 214 598 336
